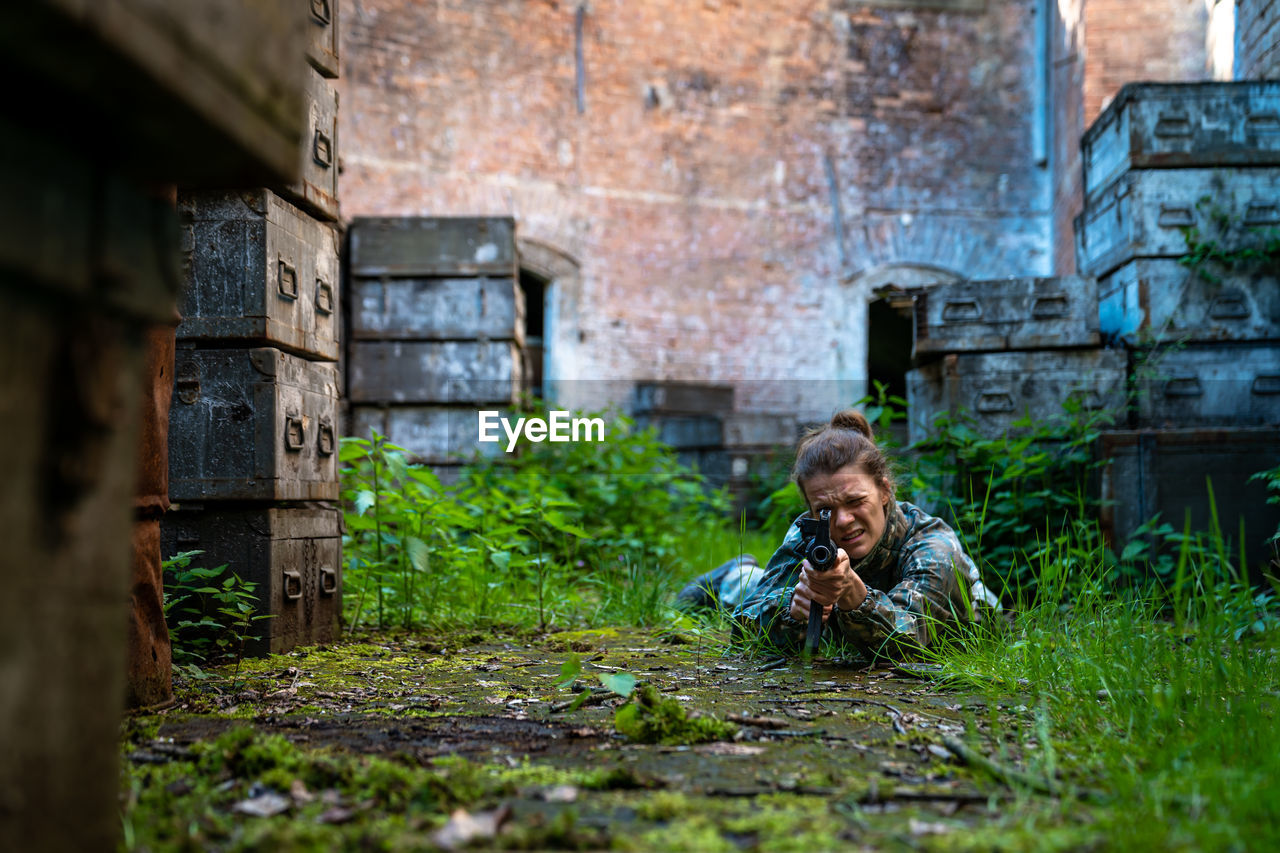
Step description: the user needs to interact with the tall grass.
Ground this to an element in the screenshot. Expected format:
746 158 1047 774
934 517 1280 849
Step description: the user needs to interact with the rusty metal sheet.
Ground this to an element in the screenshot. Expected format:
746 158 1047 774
347 340 523 404
277 67 339 222
1074 167 1280 278
160 504 342 656
350 276 524 344
348 405 507 465
348 217 518 277
1099 258 1280 344
306 0 339 78
911 276 1100 359
168 347 340 501
1083 82 1280 206
906 349 1128 443
1132 341 1280 427
1096 427 1280 578
127 518 173 708
178 189 339 361
633 382 735 415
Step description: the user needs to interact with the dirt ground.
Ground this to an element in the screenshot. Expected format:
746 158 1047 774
124 628 1048 850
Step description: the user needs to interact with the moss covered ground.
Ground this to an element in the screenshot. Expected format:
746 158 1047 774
121 628 1119 851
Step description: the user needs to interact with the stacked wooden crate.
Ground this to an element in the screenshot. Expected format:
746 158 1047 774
632 383 734 489
163 3 344 655
1075 82 1280 573
345 217 524 481
904 276 1125 445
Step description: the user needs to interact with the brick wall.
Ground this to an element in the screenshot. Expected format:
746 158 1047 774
1237 0 1280 78
338 0 1051 418
1050 0 1212 272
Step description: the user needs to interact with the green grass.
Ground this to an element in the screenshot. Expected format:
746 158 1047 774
928 545 1280 850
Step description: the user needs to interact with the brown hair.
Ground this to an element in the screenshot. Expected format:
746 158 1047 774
792 409 895 503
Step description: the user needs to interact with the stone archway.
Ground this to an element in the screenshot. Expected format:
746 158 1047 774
836 263 962 406
517 238 583 406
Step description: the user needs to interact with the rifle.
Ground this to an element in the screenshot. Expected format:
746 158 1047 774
797 508 837 657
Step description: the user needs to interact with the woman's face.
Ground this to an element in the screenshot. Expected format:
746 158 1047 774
801 464 890 562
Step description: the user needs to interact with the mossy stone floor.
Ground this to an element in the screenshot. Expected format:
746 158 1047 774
122 629 1082 851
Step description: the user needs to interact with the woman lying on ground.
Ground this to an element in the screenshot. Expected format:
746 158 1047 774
677 409 999 661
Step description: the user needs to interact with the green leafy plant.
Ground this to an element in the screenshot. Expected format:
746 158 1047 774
613 683 736 745
162 550 271 684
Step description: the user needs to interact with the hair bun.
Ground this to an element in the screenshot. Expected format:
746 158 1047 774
829 409 873 439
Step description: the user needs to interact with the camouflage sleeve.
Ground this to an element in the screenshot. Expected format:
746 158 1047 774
730 518 809 652
829 515 979 661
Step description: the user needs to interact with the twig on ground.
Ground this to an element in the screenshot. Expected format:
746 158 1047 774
942 736 1108 802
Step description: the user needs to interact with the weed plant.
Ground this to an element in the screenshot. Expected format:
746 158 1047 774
162 550 271 683
339 408 728 634
929 517 1280 850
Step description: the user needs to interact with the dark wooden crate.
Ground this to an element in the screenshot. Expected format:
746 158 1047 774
161 504 342 656
347 340 523 405
307 0 339 78
276 66 339 222
348 217 517 278
906 349 1128 443
911 276 1099 359
169 347 340 501
1132 341 1280 427
179 189 340 360
349 276 524 343
1083 82 1280 206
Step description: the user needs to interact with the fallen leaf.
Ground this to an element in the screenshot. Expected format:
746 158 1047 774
431 805 512 850
539 785 579 803
695 743 766 756
909 818 951 836
318 806 356 824
233 792 291 818
290 779 314 804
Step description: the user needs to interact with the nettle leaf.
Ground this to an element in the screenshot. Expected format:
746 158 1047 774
406 536 430 573
556 654 583 688
597 672 636 699
354 490 376 516
490 551 512 570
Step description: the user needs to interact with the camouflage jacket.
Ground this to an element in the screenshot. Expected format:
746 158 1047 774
732 501 998 660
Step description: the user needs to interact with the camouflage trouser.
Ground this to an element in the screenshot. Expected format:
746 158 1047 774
674 554 765 612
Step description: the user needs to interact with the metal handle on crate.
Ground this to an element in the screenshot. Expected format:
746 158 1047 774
1031 295 1068 319
1253 375 1280 395
313 129 333 168
310 0 332 25
278 258 299 299
1157 206 1195 228
176 366 200 405
1163 377 1203 398
315 279 334 315
1208 292 1250 319
284 569 304 601
941 300 981 321
285 415 306 451
317 421 335 456
1154 113 1192 138
976 392 1015 414
1244 204 1280 226
320 566 338 595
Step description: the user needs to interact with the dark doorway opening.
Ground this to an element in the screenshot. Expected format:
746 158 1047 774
520 268 547 400
867 288 913 441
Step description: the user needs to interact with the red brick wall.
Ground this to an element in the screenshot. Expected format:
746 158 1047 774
1238 0 1280 78
1050 0 1211 272
338 1 1051 417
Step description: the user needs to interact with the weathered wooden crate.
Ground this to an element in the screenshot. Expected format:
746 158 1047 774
307 0 339 78
277 66 339 222
633 382 735 415
349 217 518 278
633 414 725 449
1083 82 1280 205
178 190 339 360
906 349 1128 443
1132 341 1280 427
1097 427 1280 579
348 405 506 464
1099 258 1280 344
169 347 339 501
161 504 342 656
910 276 1099 359
723 413 800 449
347 341 523 404
349 276 524 343
1075 167 1280 278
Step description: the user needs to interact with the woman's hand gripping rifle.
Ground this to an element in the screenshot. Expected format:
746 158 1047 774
798 508 837 658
